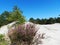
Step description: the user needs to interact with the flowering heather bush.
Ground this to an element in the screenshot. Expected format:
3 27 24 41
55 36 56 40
8 23 37 45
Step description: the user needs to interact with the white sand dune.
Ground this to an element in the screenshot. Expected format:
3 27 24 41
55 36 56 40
35 23 60 45
0 22 60 45
0 22 16 34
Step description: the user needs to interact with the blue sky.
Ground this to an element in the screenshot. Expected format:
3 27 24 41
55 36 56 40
0 0 60 20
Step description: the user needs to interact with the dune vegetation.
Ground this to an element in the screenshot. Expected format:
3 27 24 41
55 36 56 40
0 6 60 45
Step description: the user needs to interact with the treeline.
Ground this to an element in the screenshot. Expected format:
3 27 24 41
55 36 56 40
29 17 60 24
0 6 25 27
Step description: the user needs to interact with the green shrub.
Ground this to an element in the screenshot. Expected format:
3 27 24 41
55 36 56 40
0 34 8 45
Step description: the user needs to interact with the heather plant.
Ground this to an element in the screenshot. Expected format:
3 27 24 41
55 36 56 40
8 23 37 45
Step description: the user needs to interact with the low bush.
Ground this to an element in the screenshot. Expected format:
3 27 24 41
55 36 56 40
0 34 8 45
8 23 37 45
0 34 4 41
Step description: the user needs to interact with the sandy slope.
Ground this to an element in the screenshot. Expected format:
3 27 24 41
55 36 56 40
0 22 16 34
0 22 60 45
35 23 60 45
